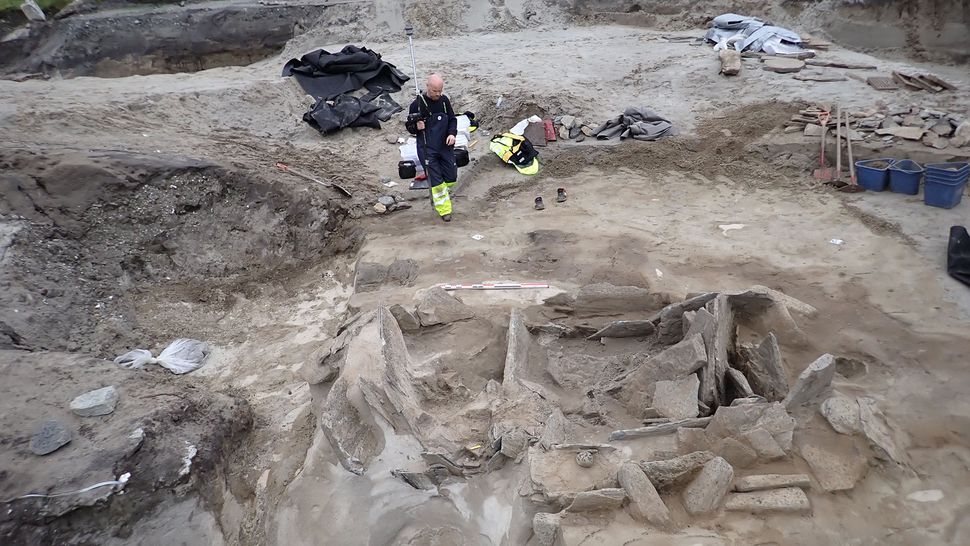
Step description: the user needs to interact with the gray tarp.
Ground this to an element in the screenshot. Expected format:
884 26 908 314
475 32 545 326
592 107 673 142
705 12 806 54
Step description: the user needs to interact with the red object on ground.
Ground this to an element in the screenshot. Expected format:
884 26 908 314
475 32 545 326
544 119 557 141
415 173 427 181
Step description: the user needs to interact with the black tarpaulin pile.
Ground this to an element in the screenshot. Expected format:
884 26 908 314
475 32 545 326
949 225 970 288
591 107 674 141
282 45 410 135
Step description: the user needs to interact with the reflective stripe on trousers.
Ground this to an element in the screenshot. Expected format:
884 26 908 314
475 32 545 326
430 182 453 217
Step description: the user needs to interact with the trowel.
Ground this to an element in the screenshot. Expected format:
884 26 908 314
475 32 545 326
275 162 352 197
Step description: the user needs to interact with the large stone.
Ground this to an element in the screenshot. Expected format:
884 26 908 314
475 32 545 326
931 120 954 137
715 438 758 469
386 259 418 286
820 395 861 435
784 354 836 410
20 0 47 22
388 304 421 332
725 368 755 399
500 428 532 461
560 115 576 129
415 286 474 326
736 333 789 402
587 320 655 340
539 408 568 449
683 457 735 515
610 417 711 441
353 261 387 292
724 487 811 513
653 375 700 420
706 402 795 453
503 308 532 389
533 512 562 546
734 474 811 492
677 427 712 454
875 126 926 140
797 434 868 492
616 334 707 414
566 488 626 512
30 420 72 455
922 133 949 150
70 386 119 417
719 49 741 76
741 427 786 460
656 293 717 345
548 354 621 390
618 462 671 526
951 121 970 147
639 451 715 491
857 397 905 463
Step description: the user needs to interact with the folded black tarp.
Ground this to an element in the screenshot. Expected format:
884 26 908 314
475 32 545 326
282 45 410 101
948 225 970 288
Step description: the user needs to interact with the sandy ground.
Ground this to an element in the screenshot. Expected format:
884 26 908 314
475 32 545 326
2 2 970 545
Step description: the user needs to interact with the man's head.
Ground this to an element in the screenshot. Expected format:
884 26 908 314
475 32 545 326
425 74 444 101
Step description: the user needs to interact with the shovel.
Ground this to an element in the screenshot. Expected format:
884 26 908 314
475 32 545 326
275 162 352 197
839 109 865 193
813 110 834 181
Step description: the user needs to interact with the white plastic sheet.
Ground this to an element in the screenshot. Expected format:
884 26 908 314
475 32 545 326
114 339 210 374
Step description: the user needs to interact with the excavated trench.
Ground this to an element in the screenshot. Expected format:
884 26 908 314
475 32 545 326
0 2 330 78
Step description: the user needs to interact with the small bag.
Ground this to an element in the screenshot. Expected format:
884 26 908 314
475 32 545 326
454 147 469 168
398 160 416 179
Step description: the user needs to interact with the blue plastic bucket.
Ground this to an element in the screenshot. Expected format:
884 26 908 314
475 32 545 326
924 177 967 209
888 159 923 195
925 162 970 183
855 159 893 191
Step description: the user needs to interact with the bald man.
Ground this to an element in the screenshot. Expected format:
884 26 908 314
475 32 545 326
406 74 459 222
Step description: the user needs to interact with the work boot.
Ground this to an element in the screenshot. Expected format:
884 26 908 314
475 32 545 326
534 197 545 210
556 188 567 203
441 214 452 222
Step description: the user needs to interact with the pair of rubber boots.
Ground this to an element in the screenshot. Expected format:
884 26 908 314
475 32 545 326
535 188 567 210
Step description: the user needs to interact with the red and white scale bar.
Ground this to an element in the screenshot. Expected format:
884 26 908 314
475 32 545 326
440 282 550 291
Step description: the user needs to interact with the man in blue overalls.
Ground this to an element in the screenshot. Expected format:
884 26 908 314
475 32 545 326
406 74 458 222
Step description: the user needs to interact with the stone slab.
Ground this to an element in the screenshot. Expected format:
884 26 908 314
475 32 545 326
415 286 474 326
784 354 836 410
820 395 861 435
763 58 805 73
734 474 811 492
30 420 72 455
566 488 626 512
737 333 789 402
587 320 655 341
618 462 671 526
725 487 811 513
653 375 700 420
683 457 735 515
640 451 715 491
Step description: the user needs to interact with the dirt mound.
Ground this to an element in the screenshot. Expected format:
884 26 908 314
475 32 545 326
0 148 355 355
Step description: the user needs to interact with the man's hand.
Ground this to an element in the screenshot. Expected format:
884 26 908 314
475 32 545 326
416 120 425 131
446 135 456 146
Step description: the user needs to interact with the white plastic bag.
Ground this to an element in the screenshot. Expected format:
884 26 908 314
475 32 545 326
114 339 210 375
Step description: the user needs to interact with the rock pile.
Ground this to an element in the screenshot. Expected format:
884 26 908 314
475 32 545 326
786 103 968 149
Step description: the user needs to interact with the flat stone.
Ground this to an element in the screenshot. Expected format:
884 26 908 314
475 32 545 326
683 456 735 515
616 334 707 413
734 474 811 492
705 295 735 407
922 133 949 149
639 451 715 491
763 58 805 73
581 125 593 136
784 353 836 410
875 126 926 141
737 333 789 402
30 420 72 455
857 397 905 463
820 395 861 435
902 115 924 127
548 354 620 390
587 320 655 340
415 286 474 326
931 120 954 137
566 488 626 512
533 512 562 546
797 434 868 492
677 426 712 454
386 259 418 286
388 304 421 332
951 121 970 147
561 115 576 129
741 427 786 460
724 487 811 513
354 261 387 292
719 49 741 76
715 437 758 469
653 375 700 420
539 408 568 450
726 285 817 318
70 385 119 417
573 283 662 313
618 462 671 526
804 124 823 137
503 308 531 389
